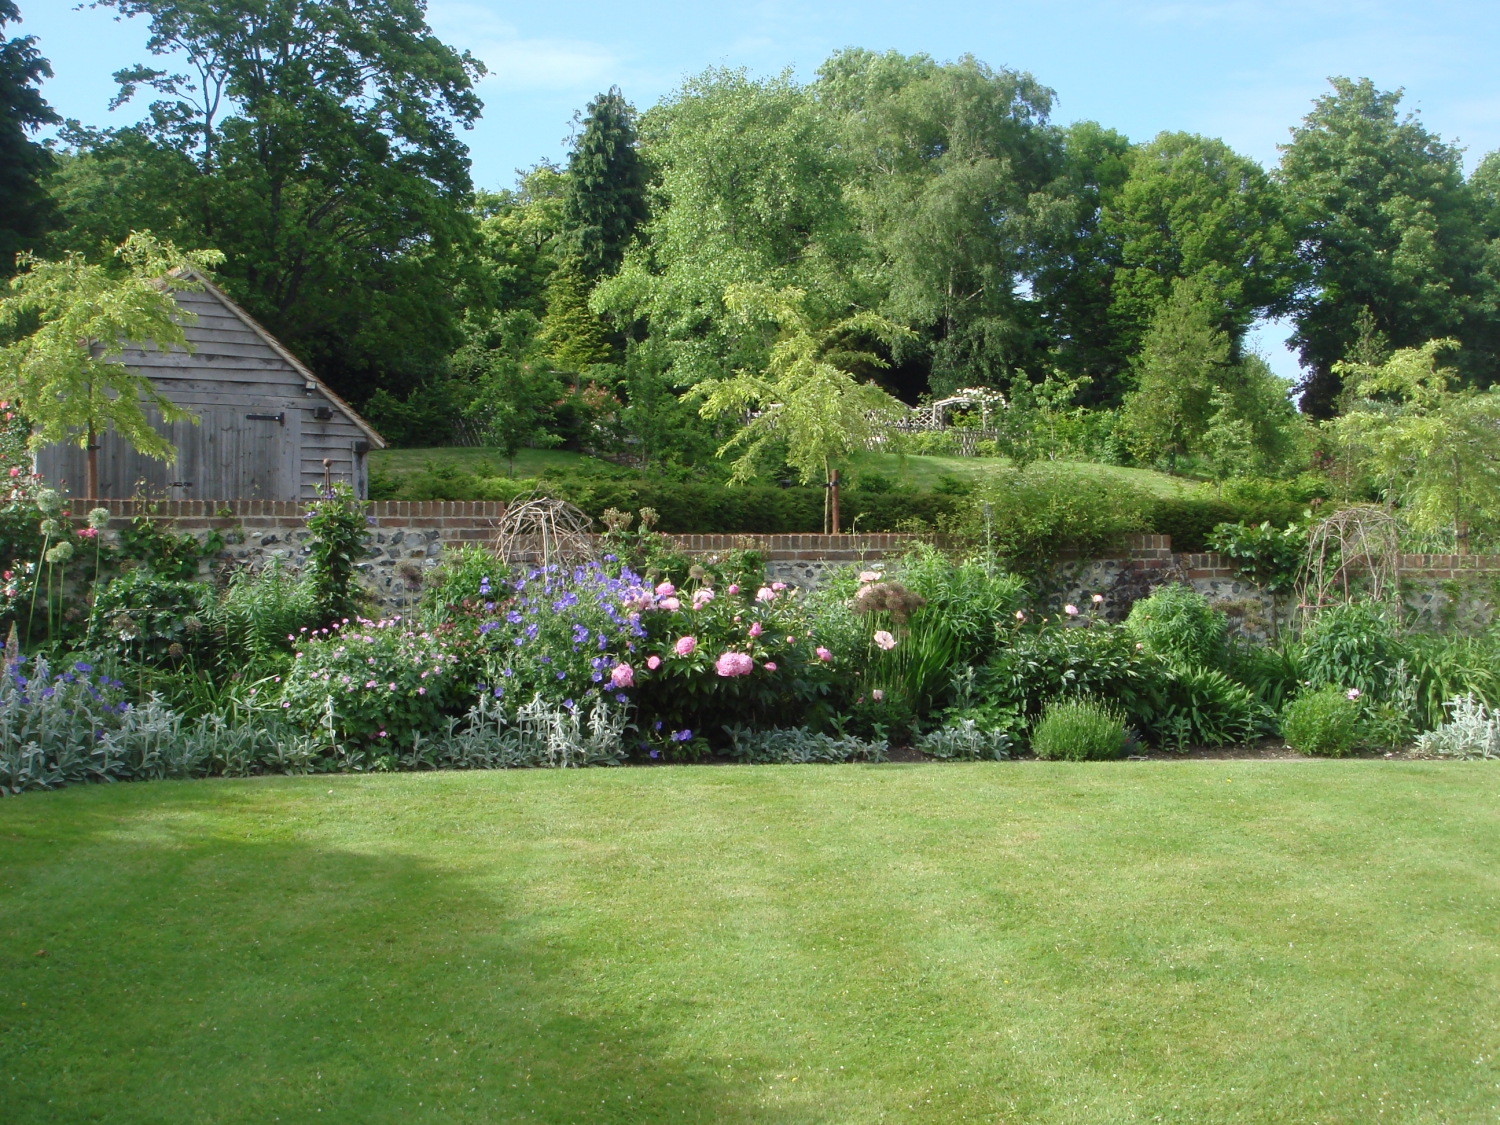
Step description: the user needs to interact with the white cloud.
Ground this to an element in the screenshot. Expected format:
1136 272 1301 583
427 2 618 92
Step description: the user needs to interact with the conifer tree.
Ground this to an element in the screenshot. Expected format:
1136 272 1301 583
564 87 649 280
0 1 57 274
539 261 611 372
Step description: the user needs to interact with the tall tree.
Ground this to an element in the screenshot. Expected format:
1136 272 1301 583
50 0 484 405
1104 131 1297 356
592 68 861 388
819 49 1063 395
1279 78 1489 416
1028 121 1134 403
0 0 58 273
564 88 649 281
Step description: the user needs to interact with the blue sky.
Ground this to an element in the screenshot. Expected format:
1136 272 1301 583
17 0 1500 378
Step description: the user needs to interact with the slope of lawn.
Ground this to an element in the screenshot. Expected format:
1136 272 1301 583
370 445 1204 497
3 762 1496 1124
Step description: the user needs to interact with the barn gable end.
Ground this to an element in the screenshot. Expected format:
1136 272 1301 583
35 275 385 501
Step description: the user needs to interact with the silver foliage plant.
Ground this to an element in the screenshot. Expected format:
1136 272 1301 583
401 693 629 770
0 656 316 794
725 725 888 764
1415 695 1500 760
917 719 1012 761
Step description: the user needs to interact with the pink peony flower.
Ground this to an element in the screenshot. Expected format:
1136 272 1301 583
858 570 880 583
1015 609 1026 621
786 635 796 644
674 635 697 657
659 596 681 612
871 689 884 701
763 661 777 672
771 581 786 592
611 663 634 689
647 654 662 670
873 630 897 651
755 586 776 603
749 621 763 638
727 584 739 595
715 651 754 677
1346 688 1361 701
1091 593 1104 604
692 588 715 609
1064 604 1079 616
816 646 832 662
655 582 675 596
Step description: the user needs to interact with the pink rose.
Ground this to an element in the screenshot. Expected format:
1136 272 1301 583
674 635 697 657
749 621 763 638
715 651 754 677
655 582 675 596
816 646 832 662
763 662 777 672
647 655 661 670
611 663 634 689
873 630 897 651
727 584 739 595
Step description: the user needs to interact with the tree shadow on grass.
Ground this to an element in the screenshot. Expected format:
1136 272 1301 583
0 784 789 1125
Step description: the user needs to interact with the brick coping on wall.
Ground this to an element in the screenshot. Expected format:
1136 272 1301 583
64 501 1500 575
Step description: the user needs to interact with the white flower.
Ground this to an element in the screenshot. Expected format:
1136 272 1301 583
873 630 897 651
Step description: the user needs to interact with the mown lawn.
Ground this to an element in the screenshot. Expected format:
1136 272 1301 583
2 762 1496 1124
369 444 1205 498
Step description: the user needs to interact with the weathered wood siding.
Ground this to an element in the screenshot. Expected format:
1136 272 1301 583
35 285 378 500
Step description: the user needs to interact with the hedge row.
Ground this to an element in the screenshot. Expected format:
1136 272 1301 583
373 467 1308 546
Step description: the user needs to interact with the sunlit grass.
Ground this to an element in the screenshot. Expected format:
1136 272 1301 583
3 761 1496 1123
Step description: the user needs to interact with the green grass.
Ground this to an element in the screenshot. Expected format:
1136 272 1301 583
5 763 1496 1123
370 445 609 479
847 450 1204 497
372 444 1203 497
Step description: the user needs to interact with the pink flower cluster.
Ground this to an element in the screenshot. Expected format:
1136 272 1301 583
715 651 754 677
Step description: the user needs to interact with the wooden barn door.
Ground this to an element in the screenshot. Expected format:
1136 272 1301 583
218 408 300 499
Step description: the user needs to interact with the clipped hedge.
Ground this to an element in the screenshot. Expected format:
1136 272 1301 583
1146 496 1307 552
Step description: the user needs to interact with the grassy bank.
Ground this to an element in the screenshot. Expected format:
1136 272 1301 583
4 762 1495 1123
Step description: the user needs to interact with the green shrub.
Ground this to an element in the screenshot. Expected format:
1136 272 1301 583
1207 520 1308 593
304 483 370 625
1125 583 1227 668
1282 685 1361 756
986 622 1161 725
86 567 216 666
1406 634 1500 730
1155 664 1265 751
1299 601 1407 701
1030 697 1127 761
215 559 319 671
969 467 1149 572
1225 639 1302 711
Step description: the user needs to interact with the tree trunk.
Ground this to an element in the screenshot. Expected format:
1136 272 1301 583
85 424 98 501
830 469 841 535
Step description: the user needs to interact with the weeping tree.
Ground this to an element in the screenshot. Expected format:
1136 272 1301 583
0 230 224 497
697 284 909 530
1331 339 1500 550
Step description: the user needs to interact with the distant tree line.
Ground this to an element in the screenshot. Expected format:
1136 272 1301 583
5 3 1500 457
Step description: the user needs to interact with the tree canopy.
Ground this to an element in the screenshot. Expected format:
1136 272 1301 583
0 0 58 273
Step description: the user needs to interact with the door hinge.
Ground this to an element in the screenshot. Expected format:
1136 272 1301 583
247 412 285 424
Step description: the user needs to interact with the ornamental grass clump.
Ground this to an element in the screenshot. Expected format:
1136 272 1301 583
1030 697 1127 761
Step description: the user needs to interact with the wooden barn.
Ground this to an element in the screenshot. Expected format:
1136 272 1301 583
36 271 385 501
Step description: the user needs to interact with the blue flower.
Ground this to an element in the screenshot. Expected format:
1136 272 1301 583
506 611 523 625
615 693 627 703
73 662 92 673
591 671 603 682
556 671 566 681
563 698 575 710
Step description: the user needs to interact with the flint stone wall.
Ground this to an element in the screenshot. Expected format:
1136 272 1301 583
70 501 1500 633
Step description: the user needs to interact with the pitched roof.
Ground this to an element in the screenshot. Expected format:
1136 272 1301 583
170 268 387 450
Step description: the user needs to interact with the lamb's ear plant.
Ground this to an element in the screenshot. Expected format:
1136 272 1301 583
1415 694 1500 759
